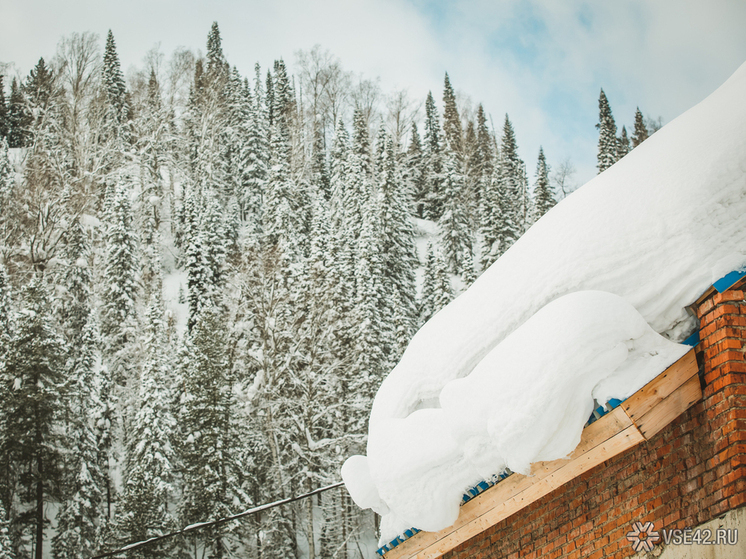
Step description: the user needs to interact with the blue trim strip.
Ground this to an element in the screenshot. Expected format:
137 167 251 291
683 330 700 347
713 269 746 293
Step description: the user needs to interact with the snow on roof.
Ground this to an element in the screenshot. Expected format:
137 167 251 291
342 60 746 545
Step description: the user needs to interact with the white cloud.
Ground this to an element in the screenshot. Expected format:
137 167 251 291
2 0 745 185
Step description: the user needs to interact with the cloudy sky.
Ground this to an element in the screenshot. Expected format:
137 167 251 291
2 0 745 186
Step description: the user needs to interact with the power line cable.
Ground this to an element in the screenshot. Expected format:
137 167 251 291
91 480 345 558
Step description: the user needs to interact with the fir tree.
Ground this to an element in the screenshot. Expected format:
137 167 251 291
263 98 297 252
532 147 555 220
101 179 138 381
54 221 105 559
206 22 229 79
344 109 373 243
178 304 248 558
442 72 462 155
53 319 104 559
0 139 12 216
419 243 452 324
182 184 214 330
0 76 7 140
617 125 630 160
377 132 419 356
242 63 269 234
7 78 30 148
475 104 495 178
329 119 350 229
423 91 444 219
405 122 426 218
24 58 54 113
481 114 521 268
419 244 437 325
596 88 618 173
0 500 11 559
103 30 129 126
351 108 372 177
60 219 92 340
631 107 649 148
116 300 175 557
462 118 479 220
312 121 330 199
438 148 473 275
137 69 168 209
514 158 531 235
2 278 67 559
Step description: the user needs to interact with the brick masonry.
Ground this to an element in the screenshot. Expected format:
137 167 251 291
442 285 746 559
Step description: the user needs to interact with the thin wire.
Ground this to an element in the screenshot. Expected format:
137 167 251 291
91 481 346 558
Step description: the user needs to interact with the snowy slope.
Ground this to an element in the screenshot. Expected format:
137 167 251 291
343 61 746 543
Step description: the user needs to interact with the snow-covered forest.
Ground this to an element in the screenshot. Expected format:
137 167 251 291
0 22 653 559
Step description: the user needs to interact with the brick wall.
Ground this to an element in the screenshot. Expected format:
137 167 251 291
442 284 746 559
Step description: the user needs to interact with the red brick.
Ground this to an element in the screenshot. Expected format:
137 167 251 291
713 291 746 305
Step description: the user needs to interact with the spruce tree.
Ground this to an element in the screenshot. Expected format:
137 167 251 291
532 147 555 220
423 91 444 219
53 319 104 559
344 109 373 243
419 244 437 325
442 72 462 156
263 97 297 252
0 76 7 141
514 157 531 235
419 243 453 324
116 300 175 557
2 278 67 559
24 58 54 113
182 184 214 329
0 501 11 559
7 78 30 148
103 30 129 127
219 67 244 203
475 104 495 178
617 125 630 160
377 132 419 356
0 265 13 530
596 88 618 173
480 114 521 268
329 119 351 232
462 118 479 221
54 221 105 559
178 304 248 558
631 107 649 148
206 21 229 79
438 148 473 275
405 122 426 218
101 179 138 382
0 139 12 216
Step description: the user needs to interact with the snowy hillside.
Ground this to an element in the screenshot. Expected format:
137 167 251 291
343 61 746 543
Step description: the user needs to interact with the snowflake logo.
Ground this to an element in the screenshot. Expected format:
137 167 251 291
626 521 660 552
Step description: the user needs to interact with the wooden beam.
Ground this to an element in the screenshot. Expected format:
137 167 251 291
384 407 642 559
631 373 702 439
622 349 698 423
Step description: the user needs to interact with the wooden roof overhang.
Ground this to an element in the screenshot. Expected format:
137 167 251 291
381 348 701 559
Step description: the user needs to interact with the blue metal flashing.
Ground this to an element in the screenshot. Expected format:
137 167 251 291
683 330 700 347
587 397 627 426
713 269 746 293
376 528 422 555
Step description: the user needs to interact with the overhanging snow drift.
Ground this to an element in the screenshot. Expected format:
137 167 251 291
343 60 746 544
